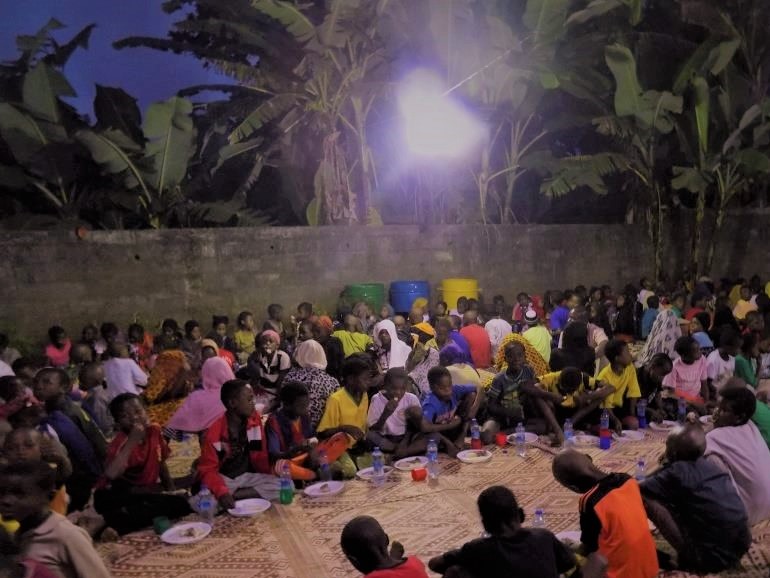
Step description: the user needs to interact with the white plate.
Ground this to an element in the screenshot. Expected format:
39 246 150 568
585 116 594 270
457 449 492 464
356 466 394 481
699 415 713 425
506 432 539 444
616 430 645 442
573 434 599 446
161 522 212 545
394 456 428 471
227 498 271 517
649 420 677 431
303 480 345 497
556 530 581 544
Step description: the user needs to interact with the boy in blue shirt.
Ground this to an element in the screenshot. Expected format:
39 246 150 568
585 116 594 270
641 296 660 339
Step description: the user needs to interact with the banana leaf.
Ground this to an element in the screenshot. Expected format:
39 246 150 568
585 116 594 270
142 96 196 194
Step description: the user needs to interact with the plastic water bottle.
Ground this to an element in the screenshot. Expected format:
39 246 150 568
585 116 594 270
515 422 526 457
470 418 482 450
637 399 648 429
563 418 575 447
196 485 216 525
677 398 687 424
635 458 646 482
533 508 546 528
372 446 385 487
427 437 439 481
279 461 294 504
599 409 611 450
318 449 331 482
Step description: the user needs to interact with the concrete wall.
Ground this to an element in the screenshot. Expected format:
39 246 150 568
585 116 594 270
1 216 768 343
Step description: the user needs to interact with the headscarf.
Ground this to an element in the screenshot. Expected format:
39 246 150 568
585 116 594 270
200 338 219 354
373 319 412 369
439 342 469 367
165 357 233 432
494 333 550 377
635 309 681 368
144 350 187 404
412 297 429 311
260 329 281 344
409 345 440 397
317 316 334 332
294 340 328 370
412 322 436 337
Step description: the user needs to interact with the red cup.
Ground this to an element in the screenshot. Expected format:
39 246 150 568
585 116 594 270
495 432 508 447
411 467 427 481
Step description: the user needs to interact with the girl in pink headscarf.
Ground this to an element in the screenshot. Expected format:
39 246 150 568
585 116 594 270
164 357 234 438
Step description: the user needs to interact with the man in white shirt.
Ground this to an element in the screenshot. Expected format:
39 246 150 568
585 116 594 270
367 368 423 459
706 332 739 395
103 344 148 400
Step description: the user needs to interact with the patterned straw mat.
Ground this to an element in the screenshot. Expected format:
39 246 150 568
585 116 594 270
100 429 770 578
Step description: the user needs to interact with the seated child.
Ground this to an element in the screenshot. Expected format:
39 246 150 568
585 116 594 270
552 449 659 578
640 425 750 573
234 311 257 365
635 353 672 423
94 393 191 535
266 381 347 480
247 330 291 409
341 515 429 578
0 460 111 578
0 525 58 578
317 354 374 478
366 368 425 458
44 326 71 368
705 329 739 395
596 339 643 431
127 323 154 371
428 485 577 578
484 342 535 435
735 332 759 387
79 362 114 436
3 427 72 516
690 312 714 353
198 380 280 510
419 366 484 457
641 296 660 339
103 343 148 400
662 336 711 414
0 376 34 421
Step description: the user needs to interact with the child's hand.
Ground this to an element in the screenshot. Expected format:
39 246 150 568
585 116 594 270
384 397 399 414
128 423 145 444
219 493 235 510
341 425 365 441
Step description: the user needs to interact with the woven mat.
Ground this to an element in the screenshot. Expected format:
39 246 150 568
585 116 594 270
100 430 770 578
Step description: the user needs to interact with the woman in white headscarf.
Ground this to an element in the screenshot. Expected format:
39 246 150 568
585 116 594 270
286 339 340 429
372 319 413 371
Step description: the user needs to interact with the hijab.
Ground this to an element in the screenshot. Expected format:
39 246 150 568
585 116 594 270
165 357 233 432
636 309 681 368
294 339 328 370
373 319 412 369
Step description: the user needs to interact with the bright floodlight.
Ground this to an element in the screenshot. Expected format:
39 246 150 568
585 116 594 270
398 69 485 158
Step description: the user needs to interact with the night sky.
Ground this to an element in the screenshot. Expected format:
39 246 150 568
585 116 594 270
1 0 234 117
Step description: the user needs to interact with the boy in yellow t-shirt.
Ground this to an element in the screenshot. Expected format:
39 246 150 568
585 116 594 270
597 339 642 431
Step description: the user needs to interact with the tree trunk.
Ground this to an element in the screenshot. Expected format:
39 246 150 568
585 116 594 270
690 190 706 282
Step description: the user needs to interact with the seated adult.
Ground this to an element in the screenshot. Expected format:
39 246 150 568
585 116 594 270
704 384 770 525
640 425 750 573
406 326 441 398
372 319 413 371
333 315 374 358
522 310 552 364
285 339 341 431
459 311 493 369
143 349 193 426
447 317 473 364
558 307 609 367
312 316 345 380
550 322 596 376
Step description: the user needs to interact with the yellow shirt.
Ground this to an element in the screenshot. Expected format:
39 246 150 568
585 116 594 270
317 388 369 447
538 371 597 408
448 364 482 388
332 331 373 358
597 363 641 408
733 299 757 321
234 330 256 355
523 325 552 363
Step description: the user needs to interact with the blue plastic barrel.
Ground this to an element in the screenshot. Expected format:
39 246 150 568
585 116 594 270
390 280 430 314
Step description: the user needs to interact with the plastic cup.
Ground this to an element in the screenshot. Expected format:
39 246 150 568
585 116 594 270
411 467 427 481
495 432 508 447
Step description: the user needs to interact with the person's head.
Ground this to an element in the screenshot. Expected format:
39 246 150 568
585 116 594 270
11 358 37 386
741 331 759 358
477 485 524 536
557 367 585 396
515 292 529 307
67 341 91 366
740 285 752 301
462 310 479 327
7 405 45 430
718 328 742 357
645 353 673 384
200 339 219 362
408 307 423 325
341 354 374 394
32 368 70 404
81 324 98 343
313 316 333 339
714 384 756 428
161 318 179 337
297 320 314 344
552 449 605 493
691 292 707 309
184 320 201 341
456 296 469 314
257 330 281 356
640 277 653 290
605 339 631 368
674 335 701 364
746 310 765 334
504 341 526 372
524 308 539 326
237 311 255 331
379 304 393 320
665 425 706 463
127 323 144 344
434 301 447 317
278 381 309 418
376 324 392 351
0 461 55 523
267 303 284 322
589 287 603 303
756 293 770 314
0 376 24 404
439 343 467 368
47 325 66 348
340 516 392 574
109 393 148 433
78 362 105 391
568 306 589 324
467 298 479 312
647 295 660 310
297 302 313 321
100 322 119 344
108 343 129 360
565 291 580 310
690 312 710 335
671 292 686 311
561 322 589 351
221 379 255 418
382 367 408 400
3 427 42 463
448 315 462 331
343 314 360 332
436 317 452 341
427 366 453 401
392 315 406 332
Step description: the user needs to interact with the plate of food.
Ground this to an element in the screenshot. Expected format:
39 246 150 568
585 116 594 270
699 415 714 425
615 430 645 442
303 480 345 497
161 522 212 545
457 449 492 464
649 420 677 431
506 432 539 444
356 466 394 481
394 456 429 471
227 498 271 517
573 434 599 446
556 531 581 545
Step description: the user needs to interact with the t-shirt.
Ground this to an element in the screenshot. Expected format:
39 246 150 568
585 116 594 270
706 350 735 392
438 529 576 578
248 350 291 388
234 330 256 355
550 306 569 331
538 371 597 408
488 366 535 423
733 299 757 320
662 357 708 402
332 331 374 358
597 364 641 408
580 473 659 578
641 308 659 338
317 388 369 447
734 355 757 386
103 357 148 401
365 556 429 578
367 391 421 436
640 458 750 573
523 325 552 363
684 307 705 322
692 331 714 350
459 325 493 369
752 400 770 451
422 384 476 424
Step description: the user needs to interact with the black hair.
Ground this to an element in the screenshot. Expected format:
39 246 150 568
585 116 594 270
0 375 22 402
690 292 707 307
719 327 742 348
720 387 757 425
128 323 144 336
457 296 468 304
11 357 36 375
562 290 575 303
212 315 229 327
383 367 408 387
674 335 698 357
562 322 589 351
0 460 55 494
516 292 528 301
427 366 450 388
341 353 375 382
297 302 313 314
649 353 673 371
100 322 119 339
0 333 8 349
47 325 65 343
34 367 70 390
504 341 525 356
279 380 309 405
558 367 583 394
436 301 448 310
221 379 250 406
575 285 587 294
184 320 200 336
267 304 283 317
161 318 179 332
108 392 144 420
647 296 660 310
237 311 253 327
693 312 711 332
604 338 627 364
78 361 104 388
477 486 521 534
